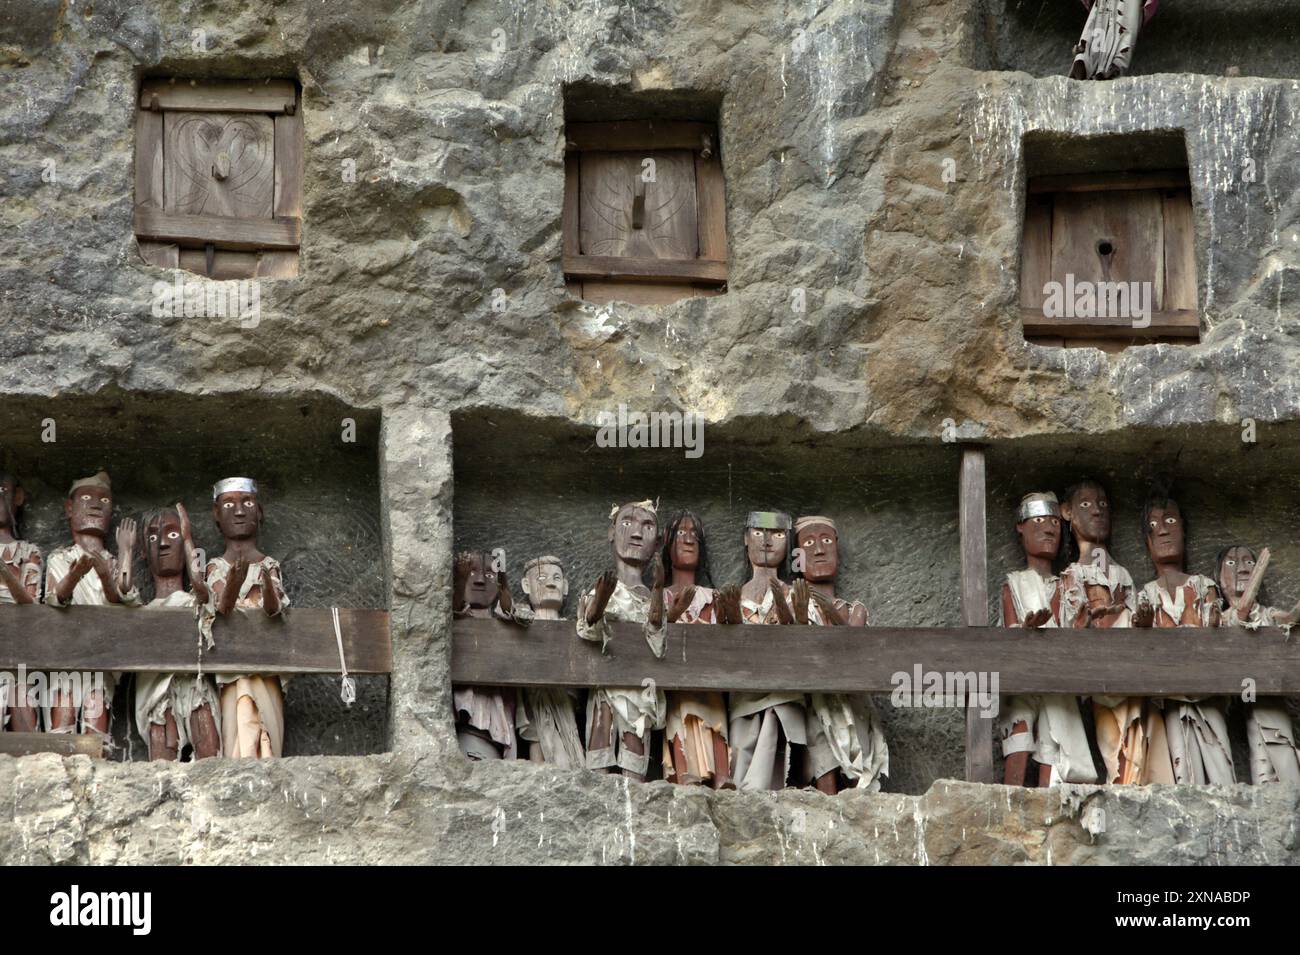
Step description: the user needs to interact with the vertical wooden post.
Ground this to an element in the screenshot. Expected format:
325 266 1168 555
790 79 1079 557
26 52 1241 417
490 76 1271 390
959 444 995 783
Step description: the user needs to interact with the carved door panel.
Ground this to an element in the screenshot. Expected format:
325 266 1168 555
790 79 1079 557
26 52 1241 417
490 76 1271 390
164 111 275 220
578 151 698 260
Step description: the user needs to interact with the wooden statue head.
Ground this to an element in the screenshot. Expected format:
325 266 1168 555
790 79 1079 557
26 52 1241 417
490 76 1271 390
1142 493 1186 567
1216 545 1258 602
145 507 186 582
794 516 839 584
522 555 566 613
458 550 498 610
64 470 113 539
608 500 658 568
212 477 263 544
744 511 791 575
1060 479 1111 547
1014 492 1063 562
662 510 713 586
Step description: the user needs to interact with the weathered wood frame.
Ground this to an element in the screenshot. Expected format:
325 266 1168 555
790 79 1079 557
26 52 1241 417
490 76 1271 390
563 120 728 302
134 78 303 278
1020 169 1199 346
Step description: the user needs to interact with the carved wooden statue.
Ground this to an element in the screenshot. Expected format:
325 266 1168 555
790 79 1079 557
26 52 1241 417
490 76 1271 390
452 550 522 760
997 493 1097 786
0 471 42 732
134 505 221 760
1134 492 1234 785
1070 0 1159 80
576 500 668 781
1216 545 1300 784
660 511 733 789
792 515 888 794
205 477 290 759
44 470 141 739
728 511 809 791
514 555 584 768
1058 479 1172 783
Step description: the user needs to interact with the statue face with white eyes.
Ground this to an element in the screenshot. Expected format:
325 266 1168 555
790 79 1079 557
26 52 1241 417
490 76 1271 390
213 490 262 542
796 522 839 582
1061 482 1110 545
1144 500 1186 565
146 509 185 578
65 482 113 537
610 504 658 567
1217 545 1256 600
746 525 788 571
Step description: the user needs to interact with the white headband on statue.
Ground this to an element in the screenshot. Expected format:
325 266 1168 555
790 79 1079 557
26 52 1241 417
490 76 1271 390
213 477 258 501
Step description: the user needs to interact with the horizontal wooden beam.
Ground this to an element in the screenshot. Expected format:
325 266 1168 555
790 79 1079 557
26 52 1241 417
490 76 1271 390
139 79 297 114
0 606 391 674
563 254 727 284
1027 170 1189 194
452 618 1300 696
134 209 302 251
1021 307 1200 340
566 121 715 153
0 733 104 758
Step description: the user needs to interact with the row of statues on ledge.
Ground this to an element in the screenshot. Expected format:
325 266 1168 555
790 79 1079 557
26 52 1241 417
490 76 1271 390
0 471 289 761
454 486 1300 793
454 504 881 794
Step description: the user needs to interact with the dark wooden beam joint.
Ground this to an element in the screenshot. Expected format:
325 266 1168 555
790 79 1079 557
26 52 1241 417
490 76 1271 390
0 606 392 674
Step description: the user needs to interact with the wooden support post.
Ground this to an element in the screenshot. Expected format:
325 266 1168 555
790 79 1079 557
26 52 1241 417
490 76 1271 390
959 444 995 783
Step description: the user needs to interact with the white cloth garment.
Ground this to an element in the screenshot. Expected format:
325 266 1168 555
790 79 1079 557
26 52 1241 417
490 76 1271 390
0 539 42 728
997 569 1099 784
1223 603 1300 784
132 590 221 756
576 579 667 775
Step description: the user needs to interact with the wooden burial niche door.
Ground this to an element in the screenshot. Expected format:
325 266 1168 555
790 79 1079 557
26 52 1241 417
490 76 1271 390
563 120 728 305
134 79 303 279
1021 170 1198 350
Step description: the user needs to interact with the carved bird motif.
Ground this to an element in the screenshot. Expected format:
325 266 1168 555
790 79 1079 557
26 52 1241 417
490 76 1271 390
1070 0 1159 80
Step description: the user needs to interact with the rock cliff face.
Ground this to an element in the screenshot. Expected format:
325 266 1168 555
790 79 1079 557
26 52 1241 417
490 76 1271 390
1 0 1298 863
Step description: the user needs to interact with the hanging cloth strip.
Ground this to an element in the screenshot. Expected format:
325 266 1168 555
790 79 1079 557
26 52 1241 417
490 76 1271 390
332 607 357 705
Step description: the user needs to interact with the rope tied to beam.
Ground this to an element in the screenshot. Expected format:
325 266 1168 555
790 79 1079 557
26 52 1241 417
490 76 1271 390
332 607 356 706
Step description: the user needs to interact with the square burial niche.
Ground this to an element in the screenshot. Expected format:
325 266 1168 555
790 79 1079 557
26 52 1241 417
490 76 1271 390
452 410 965 794
134 77 303 279
1020 130 1199 350
562 85 728 305
984 424 1300 784
983 1 1300 80
0 393 386 759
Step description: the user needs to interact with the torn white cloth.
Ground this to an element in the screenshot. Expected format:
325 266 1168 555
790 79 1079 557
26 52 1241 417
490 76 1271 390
133 591 221 755
0 539 42 728
576 579 667 774
42 543 141 732
1223 603 1300 784
997 570 1098 784
661 585 730 784
516 687 584 768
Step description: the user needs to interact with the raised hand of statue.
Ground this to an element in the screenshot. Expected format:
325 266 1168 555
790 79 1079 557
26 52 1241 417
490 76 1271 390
217 557 251 616
1022 607 1053 630
587 570 618 624
1131 595 1155 629
809 589 847 625
667 585 696 623
67 553 94 585
175 502 209 602
1278 600 1300 628
115 517 138 595
496 570 531 629
648 554 666 628
769 578 794 625
715 584 742 625
790 578 811 624
847 602 868 627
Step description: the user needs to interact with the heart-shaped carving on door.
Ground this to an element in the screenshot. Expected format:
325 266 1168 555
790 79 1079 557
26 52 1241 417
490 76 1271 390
164 111 274 219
